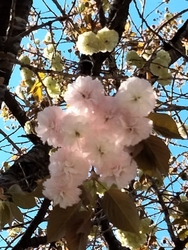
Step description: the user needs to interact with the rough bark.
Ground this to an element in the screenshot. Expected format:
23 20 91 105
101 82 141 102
0 144 50 192
0 0 33 104
163 19 188 64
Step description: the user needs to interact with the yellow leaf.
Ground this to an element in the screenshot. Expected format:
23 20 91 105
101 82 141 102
137 42 145 48
30 82 42 101
148 113 182 139
79 27 88 33
129 32 136 37
146 72 152 81
124 20 131 33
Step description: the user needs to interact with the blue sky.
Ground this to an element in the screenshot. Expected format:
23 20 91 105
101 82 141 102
0 0 188 248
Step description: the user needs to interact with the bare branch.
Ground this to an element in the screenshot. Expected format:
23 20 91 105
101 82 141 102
95 0 106 27
13 198 51 250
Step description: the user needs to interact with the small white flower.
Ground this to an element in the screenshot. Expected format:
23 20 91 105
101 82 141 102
99 153 137 188
35 106 65 147
158 72 172 86
43 31 52 44
118 115 153 146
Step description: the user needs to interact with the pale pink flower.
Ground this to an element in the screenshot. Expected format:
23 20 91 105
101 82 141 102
35 106 65 147
64 76 104 113
118 114 153 146
94 96 121 131
115 77 156 117
48 147 90 187
43 177 82 208
60 113 90 150
99 152 137 188
83 133 123 169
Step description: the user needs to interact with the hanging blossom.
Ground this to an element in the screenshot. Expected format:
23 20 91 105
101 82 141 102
115 77 156 117
96 27 119 53
35 106 65 147
36 76 156 209
64 76 104 113
43 147 90 208
76 27 119 55
98 151 138 189
76 31 100 55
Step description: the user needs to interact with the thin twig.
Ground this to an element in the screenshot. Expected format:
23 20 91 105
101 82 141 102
0 129 22 155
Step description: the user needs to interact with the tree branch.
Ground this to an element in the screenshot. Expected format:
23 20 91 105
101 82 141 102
17 236 47 249
108 0 132 37
13 198 51 250
95 0 106 27
4 90 41 145
151 180 178 245
96 198 130 250
0 144 50 192
92 0 132 76
0 0 33 106
163 19 188 64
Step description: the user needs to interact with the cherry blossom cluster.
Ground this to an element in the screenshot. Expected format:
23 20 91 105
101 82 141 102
36 76 156 208
126 49 172 86
76 27 119 55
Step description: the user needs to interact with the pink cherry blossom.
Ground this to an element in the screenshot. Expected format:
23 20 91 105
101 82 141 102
34 75 157 209
99 152 137 189
83 132 123 169
64 76 104 113
93 96 121 132
43 177 82 208
48 147 90 187
35 106 65 147
115 77 156 117
60 113 90 150
118 113 153 146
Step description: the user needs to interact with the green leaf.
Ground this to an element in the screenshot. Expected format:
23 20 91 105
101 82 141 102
8 202 23 222
47 203 80 243
80 181 96 207
101 189 139 234
135 135 170 176
148 113 182 139
8 184 36 209
31 179 46 198
65 211 92 250
179 201 188 213
0 201 11 229
178 201 188 219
